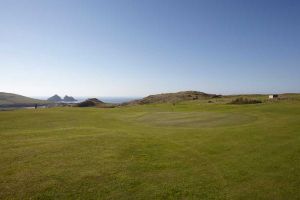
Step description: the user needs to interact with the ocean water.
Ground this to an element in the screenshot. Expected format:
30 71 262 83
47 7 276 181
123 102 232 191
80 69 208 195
35 96 140 104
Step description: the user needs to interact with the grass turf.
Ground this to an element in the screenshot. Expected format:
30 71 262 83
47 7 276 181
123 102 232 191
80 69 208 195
0 99 300 199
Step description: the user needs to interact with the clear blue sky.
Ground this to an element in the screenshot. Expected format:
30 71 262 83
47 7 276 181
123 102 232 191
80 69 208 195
1 0 299 97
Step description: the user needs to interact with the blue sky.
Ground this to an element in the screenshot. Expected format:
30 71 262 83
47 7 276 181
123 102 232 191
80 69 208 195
0 0 299 97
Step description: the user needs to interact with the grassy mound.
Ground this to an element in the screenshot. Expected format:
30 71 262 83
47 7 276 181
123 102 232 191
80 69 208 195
77 98 104 107
76 98 116 108
126 91 221 105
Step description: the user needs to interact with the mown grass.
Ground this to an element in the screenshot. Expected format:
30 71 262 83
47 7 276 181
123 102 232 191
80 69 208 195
0 97 300 199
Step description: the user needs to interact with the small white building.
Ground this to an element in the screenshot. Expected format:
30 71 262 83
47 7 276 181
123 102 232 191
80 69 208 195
269 94 279 99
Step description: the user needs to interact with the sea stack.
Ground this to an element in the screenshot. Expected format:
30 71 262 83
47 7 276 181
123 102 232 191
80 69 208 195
63 95 77 102
47 94 62 102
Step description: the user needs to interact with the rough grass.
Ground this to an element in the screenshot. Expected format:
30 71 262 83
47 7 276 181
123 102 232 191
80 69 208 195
0 97 300 199
230 97 262 104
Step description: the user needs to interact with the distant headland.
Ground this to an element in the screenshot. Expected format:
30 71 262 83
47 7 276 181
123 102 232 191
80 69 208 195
47 95 77 102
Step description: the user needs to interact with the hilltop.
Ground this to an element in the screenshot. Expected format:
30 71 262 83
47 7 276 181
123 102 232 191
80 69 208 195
125 91 221 105
76 98 115 108
77 98 104 107
0 92 50 108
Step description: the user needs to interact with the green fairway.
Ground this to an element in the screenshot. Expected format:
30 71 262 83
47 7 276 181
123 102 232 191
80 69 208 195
1 98 300 199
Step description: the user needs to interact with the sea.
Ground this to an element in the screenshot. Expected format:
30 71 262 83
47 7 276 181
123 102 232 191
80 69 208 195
34 96 140 104
0 96 140 110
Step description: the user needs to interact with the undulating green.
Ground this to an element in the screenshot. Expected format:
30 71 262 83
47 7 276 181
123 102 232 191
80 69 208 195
1 97 300 199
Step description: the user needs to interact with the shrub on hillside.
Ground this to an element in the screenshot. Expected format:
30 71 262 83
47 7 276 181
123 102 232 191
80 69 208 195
230 97 262 104
77 100 96 107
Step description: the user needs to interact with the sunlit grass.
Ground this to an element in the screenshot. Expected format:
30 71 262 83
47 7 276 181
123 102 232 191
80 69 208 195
0 98 300 199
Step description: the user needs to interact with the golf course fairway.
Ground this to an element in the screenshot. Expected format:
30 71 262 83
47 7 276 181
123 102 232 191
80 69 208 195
1 99 300 199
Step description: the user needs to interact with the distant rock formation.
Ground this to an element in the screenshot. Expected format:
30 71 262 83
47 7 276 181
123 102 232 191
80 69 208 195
63 95 77 102
47 94 62 102
48 95 77 102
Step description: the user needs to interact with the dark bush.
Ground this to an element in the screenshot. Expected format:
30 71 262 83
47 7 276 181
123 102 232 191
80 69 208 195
77 100 96 107
230 97 262 104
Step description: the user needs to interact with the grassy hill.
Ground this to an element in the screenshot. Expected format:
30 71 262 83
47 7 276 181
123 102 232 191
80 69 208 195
0 94 300 199
0 92 50 107
125 91 221 105
76 98 116 108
